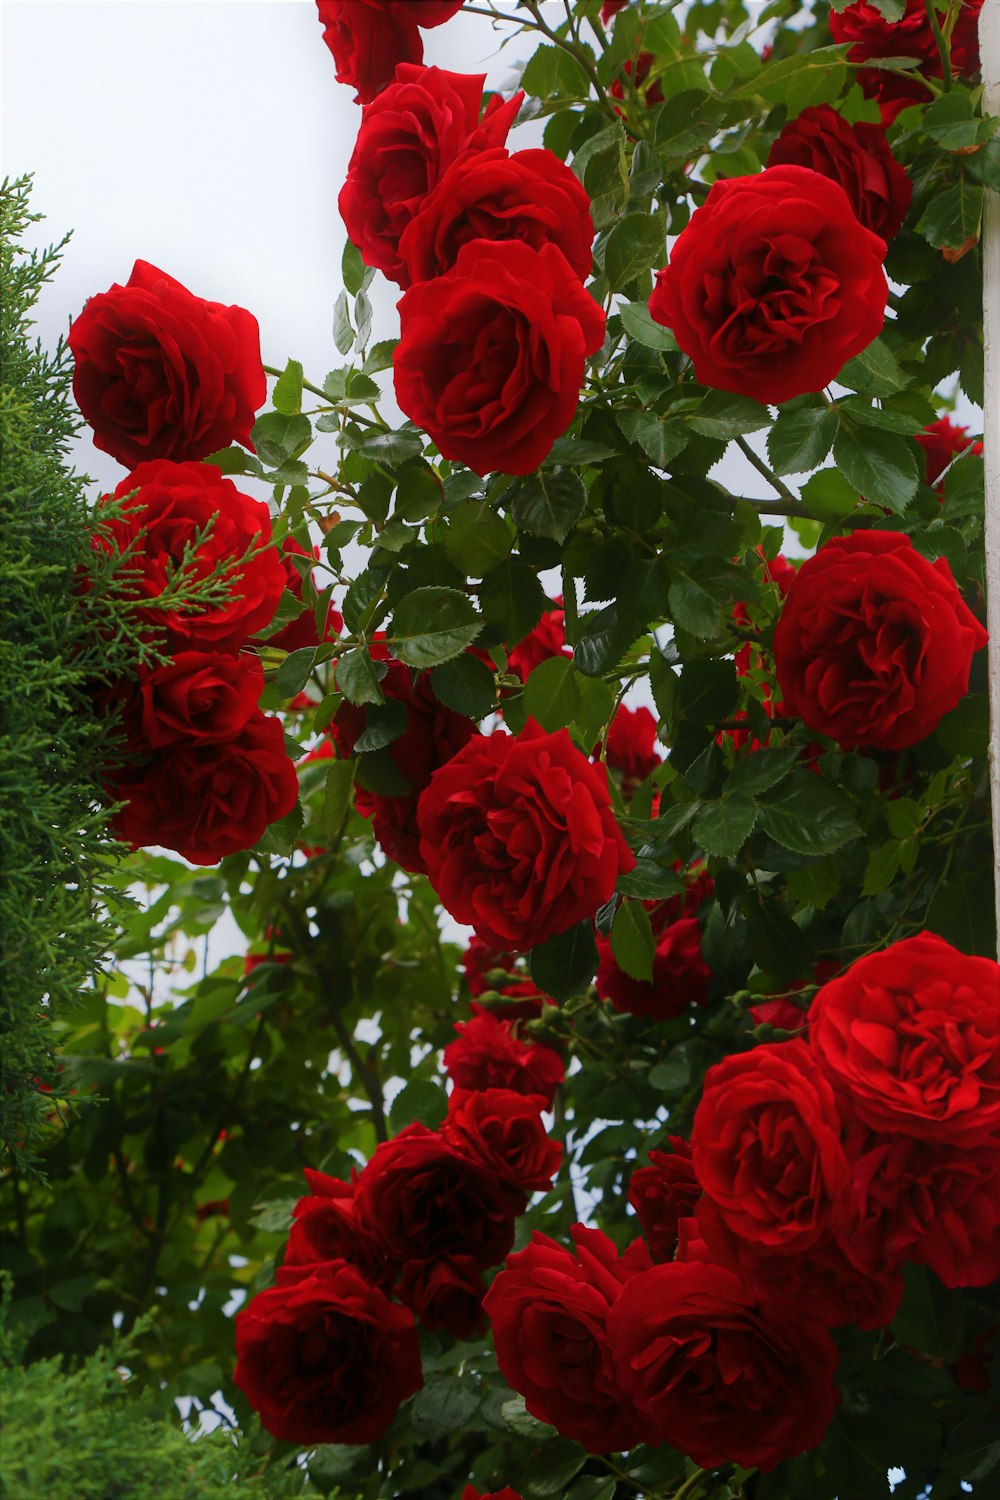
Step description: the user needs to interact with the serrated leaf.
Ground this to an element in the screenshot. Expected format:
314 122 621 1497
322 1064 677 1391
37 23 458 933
523 655 581 731
767 405 838 475
919 177 983 251
254 800 303 858
271 358 303 416
251 411 312 468
757 772 861 855
573 603 633 677
862 840 902 896
390 586 481 668
429 653 495 719
333 289 354 355
693 794 756 856
799 466 861 520
837 335 909 395
443 500 513 575
530 922 598 1002
510 469 587 544
689 390 771 438
323 757 355 840
620 300 679 351
605 211 666 292
363 339 397 375
501 1395 556 1439
335 650 386 705
615 410 688 468
348 426 424 466
833 426 919 513
352 699 408 754
274 647 318 699
668 576 724 638
341 238 367 297
389 1079 448 1136
480 557 548 645
727 746 799 796
610 899 655 981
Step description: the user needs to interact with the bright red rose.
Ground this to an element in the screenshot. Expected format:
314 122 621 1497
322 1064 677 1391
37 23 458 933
829 0 984 122
808 932 1000 1147
596 870 712 1020
600 0 630 20
109 710 298 865
233 1261 422 1445
398 1254 487 1339
69 261 265 468
95 461 285 651
603 704 662 790
505 597 570 681
266 537 342 653
443 1087 562 1193
773 530 988 751
417 721 634 950
399 145 594 288
648 165 887 404
339 65 521 283
463 1489 523 1500
331 651 477 873
483 1225 654 1452
122 650 263 750
607 1257 841 1470
355 1122 520 1269
749 995 808 1032
460 936 546 1018
916 416 983 490
284 1169 393 1290
316 0 464 104
395 240 606 476
691 1039 855 1255
627 1136 701 1261
610 52 664 112
443 1009 564 1105
767 105 911 242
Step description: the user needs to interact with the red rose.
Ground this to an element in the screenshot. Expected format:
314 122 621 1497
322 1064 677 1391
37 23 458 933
331 650 477 873
443 1009 565 1105
460 936 546 1018
767 105 912 242
398 1255 487 1339
69 260 264 468
284 1169 393 1290
916 416 983 490
417 721 634 950
110 709 298 865
399 146 594 288
339 65 521 284
266 537 342 653
443 1087 562 1193
691 1039 855 1255
355 1122 519 1269
505 597 570 681
95 461 285 651
808 932 1000 1146
600 0 630 21
602 704 661 790
463 1489 523 1500
627 1136 701 1261
749 995 808 1032
596 870 712 1021
773 530 988 751
316 0 464 104
610 53 664 112
233 1261 422 1445
121 650 263 751
483 1225 654 1452
829 0 984 122
395 240 606 476
607 1257 841 1470
648 165 887 403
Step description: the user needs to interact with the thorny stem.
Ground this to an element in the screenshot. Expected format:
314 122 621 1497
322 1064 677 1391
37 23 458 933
924 0 954 88
734 435 799 506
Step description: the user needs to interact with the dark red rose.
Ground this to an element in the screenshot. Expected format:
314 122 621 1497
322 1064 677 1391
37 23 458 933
331 649 477 873
339 65 522 283
627 1136 701 1261
355 1122 519 1268
607 1256 841 1470
109 709 298 865
463 1489 523 1500
483 1225 654 1452
417 721 634 950
316 0 464 104
69 260 265 468
443 1008 564 1105
122 650 263 750
749 995 808 1032
284 1168 393 1290
596 870 713 1020
690 1039 855 1255
610 52 664 112
266 537 343 653
460 935 546 1018
398 1255 487 1339
916 416 983 490
95 460 285 651
600 0 630 20
767 104 912 242
648 165 887 403
829 0 984 122
773 530 988 751
395 239 606 476
399 146 594 287
505 597 570 681
602 704 661 790
233 1261 422 1445
443 1087 562 1193
808 932 1000 1147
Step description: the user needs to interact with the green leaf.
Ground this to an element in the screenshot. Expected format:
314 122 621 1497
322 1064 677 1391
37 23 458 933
833 426 919 513
693 794 757 857
689 391 771 439
668 576 724 638
530 921 598 1002
767 405 838 475
335 649 386 705
271 358 303 416
251 411 312 468
726 747 800 796
389 1079 448 1136
341 238 368 296
510 469 587 545
918 91 1000 150
253 800 303 858
648 1051 691 1091
785 855 841 908
323 757 355 840
617 859 683 901
732 45 849 111
523 655 581 731
274 647 317 699
919 176 984 250
799 466 861 521
615 410 688 468
443 500 513 576
501 1395 556 1439
521 1440 588 1499
837 335 910 395
390 587 481 668
620 301 678 351
521 41 591 98
333 288 354 355
430 653 495 719
610 899 655 982
410 1376 480 1439
363 338 397 375
604 211 666 292
567 1479 616 1500
348 426 424 466
352 699 408 754
676 658 739 725
757 772 861 855
573 603 633 677
862 840 902 896
480 557 548 645
891 1264 966 1360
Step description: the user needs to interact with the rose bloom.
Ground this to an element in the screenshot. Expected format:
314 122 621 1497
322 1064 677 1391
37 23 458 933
600 0 629 20
627 1136 701 1261
355 1122 520 1269
120 650 263 751
94 460 286 651
916 416 983 491
331 650 477 873
749 994 808 1032
443 1087 562 1193
607 1255 841 1471
443 1008 564 1105
399 145 594 288
463 1489 523 1500
110 709 298 865
773 530 988 751
284 1168 393 1291
316 0 464 104
417 721 634 950
610 52 664 113
596 869 713 1021
395 239 606 476
648 165 887 404
398 1254 487 1339
483 1225 654 1452
602 704 662 790
690 1039 855 1255
505 597 570 681
830 0 984 122
339 65 521 284
808 932 1000 1147
767 104 912 242
69 260 265 468
266 536 343 653
233 1261 422 1445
